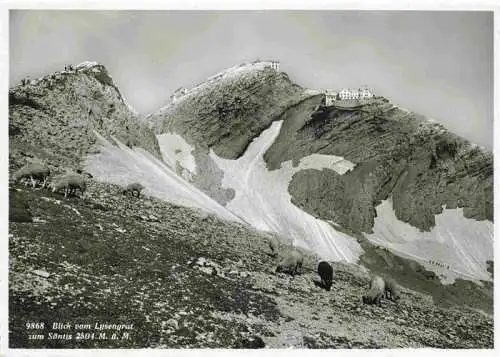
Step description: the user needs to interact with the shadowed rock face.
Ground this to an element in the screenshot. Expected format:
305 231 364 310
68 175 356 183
9 62 161 172
265 97 492 234
144 62 306 160
143 61 311 204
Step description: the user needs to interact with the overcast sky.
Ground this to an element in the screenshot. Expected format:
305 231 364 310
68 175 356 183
10 10 493 149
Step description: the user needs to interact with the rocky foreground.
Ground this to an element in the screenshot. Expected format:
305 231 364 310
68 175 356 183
9 181 493 349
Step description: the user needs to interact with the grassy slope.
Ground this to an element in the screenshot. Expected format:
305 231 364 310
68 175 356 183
9 182 493 348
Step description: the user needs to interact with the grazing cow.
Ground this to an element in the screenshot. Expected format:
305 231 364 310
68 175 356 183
362 275 385 306
276 250 303 276
12 163 50 188
317 261 333 291
122 182 145 198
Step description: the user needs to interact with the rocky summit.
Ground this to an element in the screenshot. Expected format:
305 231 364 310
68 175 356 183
8 60 493 348
9 61 161 173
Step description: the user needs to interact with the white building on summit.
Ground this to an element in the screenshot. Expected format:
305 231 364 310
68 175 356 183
324 90 339 106
359 87 375 99
339 88 357 100
266 60 280 71
322 87 375 106
338 87 375 100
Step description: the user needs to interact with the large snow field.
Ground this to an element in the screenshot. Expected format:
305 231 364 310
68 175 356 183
365 198 493 283
210 120 362 263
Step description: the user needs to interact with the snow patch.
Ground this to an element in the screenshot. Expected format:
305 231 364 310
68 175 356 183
298 154 354 173
210 120 362 262
365 198 493 283
157 133 197 178
83 131 243 223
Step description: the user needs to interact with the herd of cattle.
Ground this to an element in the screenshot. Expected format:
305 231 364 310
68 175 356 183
10 162 145 198
11 162 400 306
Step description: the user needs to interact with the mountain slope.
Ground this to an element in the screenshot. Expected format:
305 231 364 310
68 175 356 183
8 60 494 339
265 98 493 282
8 62 243 219
9 61 161 172
83 131 242 222
9 183 493 348
143 61 308 160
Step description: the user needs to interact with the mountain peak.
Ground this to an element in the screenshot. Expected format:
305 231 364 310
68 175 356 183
151 59 289 118
9 60 161 171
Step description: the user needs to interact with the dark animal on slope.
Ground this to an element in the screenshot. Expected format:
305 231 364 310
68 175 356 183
50 174 87 198
76 169 93 179
384 277 401 301
235 335 265 349
122 182 145 198
12 163 50 188
362 275 385 306
317 261 333 291
276 249 303 276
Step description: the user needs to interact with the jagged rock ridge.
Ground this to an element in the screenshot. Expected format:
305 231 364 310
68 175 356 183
9 61 161 172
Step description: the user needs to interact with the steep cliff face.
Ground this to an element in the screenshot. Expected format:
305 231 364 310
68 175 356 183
272 98 493 232
9 61 161 172
144 61 307 159
143 61 316 204
265 98 493 281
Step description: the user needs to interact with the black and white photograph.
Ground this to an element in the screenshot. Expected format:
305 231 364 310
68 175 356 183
3 0 497 352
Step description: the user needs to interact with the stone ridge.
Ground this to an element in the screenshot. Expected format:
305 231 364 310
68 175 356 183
9 63 161 172
264 97 492 233
144 62 307 160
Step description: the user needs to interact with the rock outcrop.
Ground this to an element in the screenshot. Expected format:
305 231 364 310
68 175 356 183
266 98 492 234
9 61 161 172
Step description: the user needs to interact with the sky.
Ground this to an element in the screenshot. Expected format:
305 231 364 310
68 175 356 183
9 10 494 149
